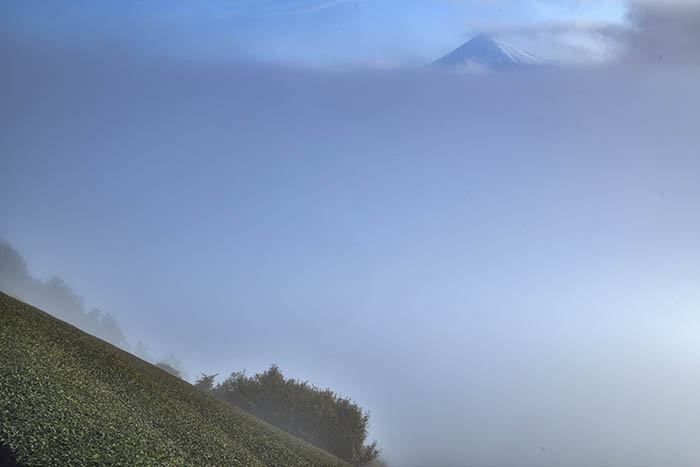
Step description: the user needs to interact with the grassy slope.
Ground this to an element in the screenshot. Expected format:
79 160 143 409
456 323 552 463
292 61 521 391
0 292 348 467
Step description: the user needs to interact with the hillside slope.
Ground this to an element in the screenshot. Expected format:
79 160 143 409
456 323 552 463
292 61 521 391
0 292 348 467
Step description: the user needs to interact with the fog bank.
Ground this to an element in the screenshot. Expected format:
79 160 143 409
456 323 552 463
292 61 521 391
2 36 700 466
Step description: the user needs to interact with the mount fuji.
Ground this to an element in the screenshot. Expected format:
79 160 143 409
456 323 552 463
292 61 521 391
432 35 549 70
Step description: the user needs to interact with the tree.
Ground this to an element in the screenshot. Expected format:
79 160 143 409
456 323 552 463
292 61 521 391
155 362 181 379
194 373 219 392
211 364 380 465
363 457 389 467
134 341 153 362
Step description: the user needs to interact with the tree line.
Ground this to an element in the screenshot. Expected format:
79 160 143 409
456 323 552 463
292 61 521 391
0 241 128 348
0 241 183 375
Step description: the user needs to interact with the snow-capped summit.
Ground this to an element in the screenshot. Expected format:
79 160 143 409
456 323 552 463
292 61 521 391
432 34 548 70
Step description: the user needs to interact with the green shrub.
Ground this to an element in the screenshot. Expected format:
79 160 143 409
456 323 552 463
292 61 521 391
212 365 380 465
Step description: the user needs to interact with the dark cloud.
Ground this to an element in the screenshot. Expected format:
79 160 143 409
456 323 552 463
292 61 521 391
617 0 700 64
482 1 700 66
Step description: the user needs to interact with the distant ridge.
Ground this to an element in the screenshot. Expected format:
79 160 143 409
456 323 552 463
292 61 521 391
432 34 549 70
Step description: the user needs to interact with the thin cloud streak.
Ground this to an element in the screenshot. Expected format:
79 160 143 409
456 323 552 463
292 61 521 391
219 0 367 18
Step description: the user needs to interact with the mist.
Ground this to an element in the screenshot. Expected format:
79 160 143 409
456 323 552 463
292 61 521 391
2 29 700 466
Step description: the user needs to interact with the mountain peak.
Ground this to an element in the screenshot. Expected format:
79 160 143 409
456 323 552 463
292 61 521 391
432 35 548 70
469 34 495 43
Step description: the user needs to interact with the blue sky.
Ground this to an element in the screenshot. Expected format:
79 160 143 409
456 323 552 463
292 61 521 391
0 0 626 65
